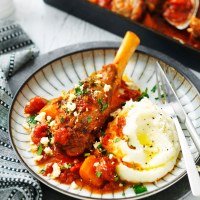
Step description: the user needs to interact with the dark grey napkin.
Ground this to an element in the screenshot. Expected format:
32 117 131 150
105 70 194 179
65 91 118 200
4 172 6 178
0 21 42 200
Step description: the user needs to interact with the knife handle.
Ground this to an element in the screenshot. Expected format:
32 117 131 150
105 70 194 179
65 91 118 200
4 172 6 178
185 115 200 154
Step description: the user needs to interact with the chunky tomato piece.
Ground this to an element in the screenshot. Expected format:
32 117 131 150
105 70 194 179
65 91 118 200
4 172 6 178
43 163 53 176
70 162 83 172
54 127 73 146
24 96 47 115
59 170 68 183
95 157 117 182
31 124 48 144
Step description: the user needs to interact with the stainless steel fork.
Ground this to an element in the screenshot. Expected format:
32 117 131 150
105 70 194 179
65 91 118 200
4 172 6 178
155 62 200 197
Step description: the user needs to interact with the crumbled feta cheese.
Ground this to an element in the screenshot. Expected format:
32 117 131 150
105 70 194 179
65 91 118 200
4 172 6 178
69 93 76 101
40 137 49 146
74 84 79 88
80 85 84 91
96 74 103 78
63 163 71 169
104 84 111 92
47 116 52 121
61 90 68 99
51 163 61 179
94 90 101 97
110 108 121 118
50 137 55 144
93 162 100 167
71 181 78 189
95 80 101 84
34 155 43 161
108 153 113 159
44 147 53 155
31 144 38 152
35 112 46 123
23 122 30 130
74 111 78 117
49 120 56 127
93 141 101 149
66 102 76 112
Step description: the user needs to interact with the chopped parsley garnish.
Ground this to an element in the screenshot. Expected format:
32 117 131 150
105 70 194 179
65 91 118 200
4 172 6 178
121 182 127 187
26 115 37 126
48 132 53 143
37 143 43 155
98 98 108 112
97 143 102 149
114 137 121 143
84 153 91 157
60 163 71 170
107 152 115 157
87 116 92 123
114 176 119 182
131 184 147 194
39 168 46 174
97 143 106 154
75 86 87 96
100 130 105 136
75 87 82 96
151 85 157 93
95 171 102 178
138 88 149 101
79 81 83 86
60 117 65 124
155 94 165 100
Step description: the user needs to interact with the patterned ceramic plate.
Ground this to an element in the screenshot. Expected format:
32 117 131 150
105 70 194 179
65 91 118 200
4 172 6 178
9 43 200 200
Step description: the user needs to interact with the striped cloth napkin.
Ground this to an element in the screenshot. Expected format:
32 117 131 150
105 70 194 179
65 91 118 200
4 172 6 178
0 21 42 200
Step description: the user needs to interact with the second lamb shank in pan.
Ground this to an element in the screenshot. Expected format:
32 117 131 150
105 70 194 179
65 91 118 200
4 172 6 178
24 32 141 157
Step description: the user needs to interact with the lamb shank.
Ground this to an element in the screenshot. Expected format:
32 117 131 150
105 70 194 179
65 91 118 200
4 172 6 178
24 32 140 157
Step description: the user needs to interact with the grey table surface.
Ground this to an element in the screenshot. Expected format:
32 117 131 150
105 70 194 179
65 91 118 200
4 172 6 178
3 0 200 199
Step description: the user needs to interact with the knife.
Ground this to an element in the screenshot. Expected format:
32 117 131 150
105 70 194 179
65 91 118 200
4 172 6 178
156 62 200 154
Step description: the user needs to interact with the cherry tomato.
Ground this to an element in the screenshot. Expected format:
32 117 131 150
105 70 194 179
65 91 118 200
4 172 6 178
24 96 47 115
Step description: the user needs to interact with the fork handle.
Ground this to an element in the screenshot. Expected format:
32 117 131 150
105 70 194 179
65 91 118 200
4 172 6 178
185 115 200 153
174 117 200 197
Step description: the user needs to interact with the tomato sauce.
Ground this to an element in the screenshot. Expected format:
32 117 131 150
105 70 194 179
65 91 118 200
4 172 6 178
25 79 141 194
163 0 193 24
89 0 200 51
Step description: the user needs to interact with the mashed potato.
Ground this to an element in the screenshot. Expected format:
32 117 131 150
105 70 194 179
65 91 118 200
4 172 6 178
102 98 180 183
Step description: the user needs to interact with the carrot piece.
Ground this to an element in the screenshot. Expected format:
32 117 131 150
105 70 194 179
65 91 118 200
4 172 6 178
79 155 104 187
40 97 61 119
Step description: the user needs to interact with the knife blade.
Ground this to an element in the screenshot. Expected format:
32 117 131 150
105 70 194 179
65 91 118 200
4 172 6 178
156 62 200 153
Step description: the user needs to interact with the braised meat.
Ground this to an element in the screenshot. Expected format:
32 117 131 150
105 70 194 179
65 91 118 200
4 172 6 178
52 64 120 156
188 17 200 40
146 0 164 13
24 32 140 157
111 0 146 21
